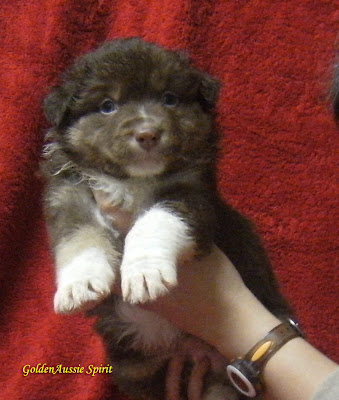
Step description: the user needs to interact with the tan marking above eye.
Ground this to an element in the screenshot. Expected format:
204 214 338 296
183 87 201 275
109 85 122 102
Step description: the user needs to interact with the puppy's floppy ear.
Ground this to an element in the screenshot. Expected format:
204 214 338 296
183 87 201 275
198 72 221 111
174 50 220 110
43 85 74 127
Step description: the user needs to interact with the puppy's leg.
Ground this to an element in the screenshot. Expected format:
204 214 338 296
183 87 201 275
121 205 193 304
45 182 121 314
54 226 120 313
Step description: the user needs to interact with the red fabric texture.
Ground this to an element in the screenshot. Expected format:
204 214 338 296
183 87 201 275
0 1 338 399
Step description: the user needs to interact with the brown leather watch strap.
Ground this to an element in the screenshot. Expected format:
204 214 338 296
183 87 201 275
227 319 304 397
243 320 301 371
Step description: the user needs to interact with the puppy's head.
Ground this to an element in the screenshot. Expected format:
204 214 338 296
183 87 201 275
44 38 220 179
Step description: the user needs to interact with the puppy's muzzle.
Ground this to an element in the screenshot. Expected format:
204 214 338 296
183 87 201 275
134 128 162 151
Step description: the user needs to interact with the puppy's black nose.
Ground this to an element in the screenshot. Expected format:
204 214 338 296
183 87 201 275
135 130 161 151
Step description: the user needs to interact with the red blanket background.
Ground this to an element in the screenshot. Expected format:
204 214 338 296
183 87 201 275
0 1 338 399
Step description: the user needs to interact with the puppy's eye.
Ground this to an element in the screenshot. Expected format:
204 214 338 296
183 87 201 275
100 99 118 114
162 92 179 107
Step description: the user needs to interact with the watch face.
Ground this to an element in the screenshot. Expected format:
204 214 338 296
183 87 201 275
226 364 257 398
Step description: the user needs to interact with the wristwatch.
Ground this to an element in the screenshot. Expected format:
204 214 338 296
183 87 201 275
226 318 304 398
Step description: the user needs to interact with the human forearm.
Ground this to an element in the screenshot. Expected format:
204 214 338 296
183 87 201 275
262 336 337 400
145 247 338 400
207 289 337 400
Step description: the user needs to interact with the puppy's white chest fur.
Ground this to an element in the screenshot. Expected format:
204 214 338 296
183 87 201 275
94 175 155 208
89 174 155 211
88 174 156 235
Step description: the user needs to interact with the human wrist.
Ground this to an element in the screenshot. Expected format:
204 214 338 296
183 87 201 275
207 287 281 361
207 289 337 400
262 337 338 400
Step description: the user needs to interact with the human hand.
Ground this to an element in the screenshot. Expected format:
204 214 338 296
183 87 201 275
142 246 253 353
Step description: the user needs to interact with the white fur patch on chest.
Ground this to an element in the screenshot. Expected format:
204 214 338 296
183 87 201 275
86 174 158 235
87 174 156 212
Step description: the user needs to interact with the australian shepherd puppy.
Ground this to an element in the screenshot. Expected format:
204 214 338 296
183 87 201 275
42 38 292 400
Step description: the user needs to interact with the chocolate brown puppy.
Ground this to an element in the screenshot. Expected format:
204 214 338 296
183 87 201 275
42 38 292 399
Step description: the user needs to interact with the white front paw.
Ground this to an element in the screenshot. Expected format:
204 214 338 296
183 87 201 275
120 206 191 304
54 248 115 314
121 254 177 304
